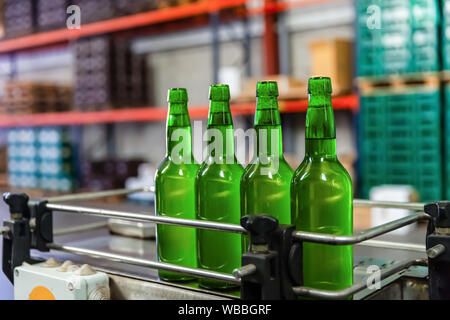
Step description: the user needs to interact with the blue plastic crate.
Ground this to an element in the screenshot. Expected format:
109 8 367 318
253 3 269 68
356 0 439 76
359 88 442 201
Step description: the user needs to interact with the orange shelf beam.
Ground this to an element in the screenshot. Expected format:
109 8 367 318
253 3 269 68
0 0 248 53
0 94 358 128
0 0 344 53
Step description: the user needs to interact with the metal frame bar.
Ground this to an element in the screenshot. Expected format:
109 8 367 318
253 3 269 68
46 186 425 211
46 203 247 234
353 199 424 211
263 0 280 75
53 222 109 236
45 193 429 243
28 188 431 299
293 259 427 300
210 10 221 84
358 240 426 253
47 187 155 203
292 212 429 245
47 243 240 285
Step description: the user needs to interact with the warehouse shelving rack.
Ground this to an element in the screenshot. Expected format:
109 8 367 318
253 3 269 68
0 0 357 127
0 95 358 127
0 0 340 53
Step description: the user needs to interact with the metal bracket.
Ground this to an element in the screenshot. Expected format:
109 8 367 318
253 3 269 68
1 193 52 283
29 200 52 252
240 249 280 299
238 215 281 299
269 224 302 299
237 215 302 300
2 193 32 283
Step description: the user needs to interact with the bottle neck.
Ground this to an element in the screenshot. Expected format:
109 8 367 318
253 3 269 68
305 94 336 158
166 102 193 159
206 101 235 161
255 96 283 158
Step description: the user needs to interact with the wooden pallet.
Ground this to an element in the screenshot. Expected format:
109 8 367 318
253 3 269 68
357 72 440 95
1 81 73 115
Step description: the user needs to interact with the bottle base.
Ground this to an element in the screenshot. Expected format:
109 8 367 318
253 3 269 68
199 278 239 290
158 270 196 282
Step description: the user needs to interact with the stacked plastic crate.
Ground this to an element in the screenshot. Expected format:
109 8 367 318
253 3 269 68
71 0 116 24
356 0 442 201
37 127 75 192
356 0 439 77
7 128 39 189
36 0 68 32
114 0 157 15
3 0 35 38
7 127 75 192
73 35 148 111
73 36 115 111
443 0 450 71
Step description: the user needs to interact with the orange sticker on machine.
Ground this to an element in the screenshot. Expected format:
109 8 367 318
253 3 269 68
29 286 55 300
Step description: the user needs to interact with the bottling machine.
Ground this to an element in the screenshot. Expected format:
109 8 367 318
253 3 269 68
1 187 448 300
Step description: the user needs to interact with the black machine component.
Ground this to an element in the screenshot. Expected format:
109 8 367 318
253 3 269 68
2 193 31 283
425 201 450 300
29 199 52 252
2 193 53 283
239 215 302 300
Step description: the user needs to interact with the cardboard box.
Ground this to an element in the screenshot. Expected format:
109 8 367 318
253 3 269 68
234 75 308 103
309 39 353 95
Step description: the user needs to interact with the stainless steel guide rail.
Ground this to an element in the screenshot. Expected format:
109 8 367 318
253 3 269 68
353 199 425 211
293 258 428 300
38 187 431 299
46 203 247 234
53 221 109 236
47 243 240 285
46 188 426 211
292 212 429 245
358 239 426 253
46 186 155 203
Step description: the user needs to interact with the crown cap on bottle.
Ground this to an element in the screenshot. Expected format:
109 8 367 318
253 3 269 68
167 88 188 103
308 77 332 95
256 81 279 97
209 84 230 101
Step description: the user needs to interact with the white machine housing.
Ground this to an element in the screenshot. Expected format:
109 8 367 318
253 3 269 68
14 258 110 300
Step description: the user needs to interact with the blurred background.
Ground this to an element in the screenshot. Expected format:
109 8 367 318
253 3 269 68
0 0 445 298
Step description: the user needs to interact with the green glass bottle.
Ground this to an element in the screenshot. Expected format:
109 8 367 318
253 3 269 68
291 77 353 294
196 84 244 289
241 81 294 249
155 88 199 282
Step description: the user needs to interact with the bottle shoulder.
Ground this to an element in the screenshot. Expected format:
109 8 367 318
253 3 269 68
242 158 294 182
197 160 244 181
292 157 352 184
155 156 199 180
